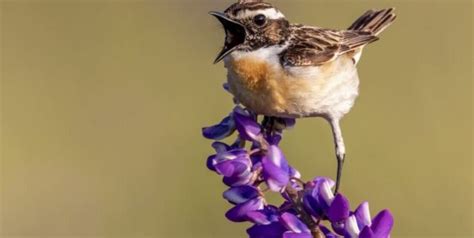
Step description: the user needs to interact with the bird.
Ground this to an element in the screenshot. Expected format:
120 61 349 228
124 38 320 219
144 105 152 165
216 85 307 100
209 0 396 193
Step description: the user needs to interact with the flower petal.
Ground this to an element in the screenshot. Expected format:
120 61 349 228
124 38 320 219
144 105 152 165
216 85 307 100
265 134 282 145
202 115 235 140
262 158 290 191
319 225 338 238
371 210 394 238
225 197 265 222
267 145 288 168
222 170 254 187
282 118 296 128
206 155 217 171
289 166 301 179
344 215 361 238
246 205 280 225
223 83 230 92
213 149 247 163
354 202 372 230
262 145 290 191
247 222 287 238
318 180 335 208
214 158 250 177
328 194 350 223
233 107 261 141
309 177 335 210
312 177 335 189
223 185 260 205
331 221 346 236
302 192 324 218
282 232 312 238
302 178 334 219
359 226 375 238
280 212 310 233
211 141 231 153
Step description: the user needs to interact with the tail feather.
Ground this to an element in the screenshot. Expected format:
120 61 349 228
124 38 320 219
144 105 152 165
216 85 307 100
348 8 396 36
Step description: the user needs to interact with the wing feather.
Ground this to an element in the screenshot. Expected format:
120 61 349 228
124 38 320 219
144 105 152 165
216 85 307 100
280 26 377 66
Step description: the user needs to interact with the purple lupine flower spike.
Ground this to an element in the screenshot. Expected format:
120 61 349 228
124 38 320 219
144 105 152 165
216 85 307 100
203 96 394 237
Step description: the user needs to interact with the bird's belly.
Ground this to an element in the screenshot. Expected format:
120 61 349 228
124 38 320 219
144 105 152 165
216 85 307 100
225 56 359 119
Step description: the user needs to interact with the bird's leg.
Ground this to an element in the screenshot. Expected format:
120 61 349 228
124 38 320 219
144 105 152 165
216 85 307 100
261 116 275 135
329 118 346 194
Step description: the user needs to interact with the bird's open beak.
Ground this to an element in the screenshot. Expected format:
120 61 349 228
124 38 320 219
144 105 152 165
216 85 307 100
209 11 246 64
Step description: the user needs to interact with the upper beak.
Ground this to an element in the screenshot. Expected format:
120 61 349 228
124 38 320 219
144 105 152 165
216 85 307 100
209 11 246 64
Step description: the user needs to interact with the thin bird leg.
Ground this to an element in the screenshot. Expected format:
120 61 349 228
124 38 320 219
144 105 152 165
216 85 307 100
261 116 275 135
329 118 346 194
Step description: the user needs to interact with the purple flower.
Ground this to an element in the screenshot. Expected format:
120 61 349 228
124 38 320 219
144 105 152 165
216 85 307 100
265 134 282 145
233 107 261 141
327 194 351 236
328 194 351 223
303 177 335 218
357 209 394 238
223 185 260 205
203 102 394 237
246 205 280 225
354 202 372 230
226 197 265 222
222 172 254 187
280 212 312 238
247 221 287 238
262 145 291 192
319 225 338 238
211 141 232 153
202 115 235 140
214 155 250 177
208 149 255 186
212 149 249 176
223 82 230 92
339 203 393 238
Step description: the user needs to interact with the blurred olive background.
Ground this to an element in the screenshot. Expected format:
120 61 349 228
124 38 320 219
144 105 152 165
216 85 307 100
1 0 472 237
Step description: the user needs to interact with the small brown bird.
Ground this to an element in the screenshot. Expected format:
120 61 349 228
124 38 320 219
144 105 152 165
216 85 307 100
210 0 396 193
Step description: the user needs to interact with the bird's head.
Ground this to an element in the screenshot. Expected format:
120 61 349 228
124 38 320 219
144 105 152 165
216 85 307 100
210 0 290 63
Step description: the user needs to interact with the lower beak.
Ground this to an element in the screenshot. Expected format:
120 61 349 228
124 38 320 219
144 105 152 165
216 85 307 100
209 11 246 64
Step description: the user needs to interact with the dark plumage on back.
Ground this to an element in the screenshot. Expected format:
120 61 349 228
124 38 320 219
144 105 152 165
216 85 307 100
280 8 396 66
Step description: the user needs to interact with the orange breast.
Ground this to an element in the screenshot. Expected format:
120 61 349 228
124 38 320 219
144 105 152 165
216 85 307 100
226 58 294 116
225 55 359 118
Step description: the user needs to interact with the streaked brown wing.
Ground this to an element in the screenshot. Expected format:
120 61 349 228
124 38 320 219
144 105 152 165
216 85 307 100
280 26 378 66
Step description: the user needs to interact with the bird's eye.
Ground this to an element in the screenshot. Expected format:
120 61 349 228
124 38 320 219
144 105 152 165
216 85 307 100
253 14 267 26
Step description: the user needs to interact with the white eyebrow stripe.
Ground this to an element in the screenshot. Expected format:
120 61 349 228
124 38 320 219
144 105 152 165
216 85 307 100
238 8 285 20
